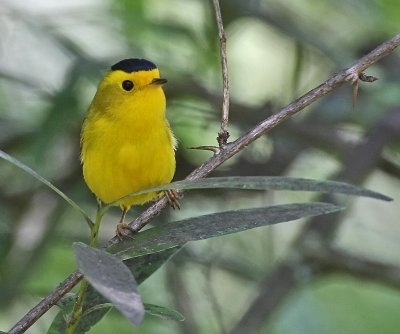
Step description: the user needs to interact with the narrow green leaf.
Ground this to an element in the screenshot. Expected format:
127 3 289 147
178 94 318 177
123 247 180 284
47 295 75 334
144 304 185 321
82 303 113 317
74 248 180 332
47 314 65 334
56 293 76 310
73 243 145 326
105 176 392 209
158 177 392 201
109 202 342 258
76 296 111 334
0 150 92 224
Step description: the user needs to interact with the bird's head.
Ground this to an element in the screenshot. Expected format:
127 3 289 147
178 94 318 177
93 58 167 113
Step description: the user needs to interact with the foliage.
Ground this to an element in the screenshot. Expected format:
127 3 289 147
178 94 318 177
0 0 399 333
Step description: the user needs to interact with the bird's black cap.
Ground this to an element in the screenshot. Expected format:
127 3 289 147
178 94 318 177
111 58 157 73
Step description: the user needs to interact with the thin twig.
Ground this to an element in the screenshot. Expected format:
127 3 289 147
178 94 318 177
212 0 230 147
188 145 221 154
8 32 400 334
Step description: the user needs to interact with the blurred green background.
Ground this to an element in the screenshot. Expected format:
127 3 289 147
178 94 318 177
1 0 399 333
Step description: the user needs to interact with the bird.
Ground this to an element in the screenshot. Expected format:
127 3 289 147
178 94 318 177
80 58 177 237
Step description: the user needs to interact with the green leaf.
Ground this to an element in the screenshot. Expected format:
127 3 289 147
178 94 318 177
72 243 145 326
47 294 75 334
160 177 392 201
0 150 92 225
82 303 113 316
123 247 180 284
73 248 180 333
144 303 185 321
75 289 112 334
109 202 342 258
106 176 392 209
47 312 68 334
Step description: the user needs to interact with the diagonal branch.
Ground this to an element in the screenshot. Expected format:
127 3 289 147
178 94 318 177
8 32 400 334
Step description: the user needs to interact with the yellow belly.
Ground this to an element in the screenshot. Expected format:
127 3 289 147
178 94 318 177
82 118 175 209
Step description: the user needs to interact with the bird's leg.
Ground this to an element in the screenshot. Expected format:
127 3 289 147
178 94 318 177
165 190 181 210
116 207 136 239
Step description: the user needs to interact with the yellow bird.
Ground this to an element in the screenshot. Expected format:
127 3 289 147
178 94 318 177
80 58 177 237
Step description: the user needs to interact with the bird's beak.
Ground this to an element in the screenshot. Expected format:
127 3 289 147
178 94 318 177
150 78 167 86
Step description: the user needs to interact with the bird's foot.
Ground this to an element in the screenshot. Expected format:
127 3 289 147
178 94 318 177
116 222 136 239
165 189 181 210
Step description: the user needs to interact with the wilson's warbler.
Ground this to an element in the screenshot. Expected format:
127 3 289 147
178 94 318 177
80 58 177 237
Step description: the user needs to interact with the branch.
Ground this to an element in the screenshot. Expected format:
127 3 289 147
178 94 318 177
212 0 230 146
9 32 400 334
9 272 83 334
229 263 300 334
298 108 400 243
228 245 400 334
307 247 400 290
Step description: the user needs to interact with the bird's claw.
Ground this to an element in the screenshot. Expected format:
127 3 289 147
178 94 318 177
165 190 181 210
116 222 136 239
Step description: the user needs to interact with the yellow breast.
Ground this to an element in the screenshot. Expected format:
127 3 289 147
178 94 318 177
81 67 176 209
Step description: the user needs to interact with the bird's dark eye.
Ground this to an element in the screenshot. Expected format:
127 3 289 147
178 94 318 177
122 80 134 91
